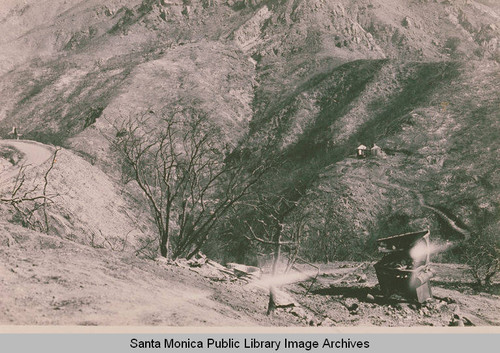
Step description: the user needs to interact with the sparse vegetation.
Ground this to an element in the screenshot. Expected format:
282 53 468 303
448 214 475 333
110 107 270 259
0 0 499 326
463 226 500 287
238 194 301 273
444 37 461 54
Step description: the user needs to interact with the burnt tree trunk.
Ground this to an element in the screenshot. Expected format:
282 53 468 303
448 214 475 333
267 224 282 315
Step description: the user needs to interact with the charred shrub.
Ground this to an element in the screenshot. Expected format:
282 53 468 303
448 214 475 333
462 225 499 287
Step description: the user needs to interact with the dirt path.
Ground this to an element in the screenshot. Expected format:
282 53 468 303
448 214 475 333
352 174 471 241
0 139 54 183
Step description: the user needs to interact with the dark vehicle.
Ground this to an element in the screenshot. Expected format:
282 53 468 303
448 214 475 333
374 230 433 302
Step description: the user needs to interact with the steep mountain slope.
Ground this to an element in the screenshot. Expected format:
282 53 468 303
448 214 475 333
0 0 254 145
244 58 499 261
0 0 498 266
0 0 499 327
0 140 151 250
1 0 498 142
243 0 500 111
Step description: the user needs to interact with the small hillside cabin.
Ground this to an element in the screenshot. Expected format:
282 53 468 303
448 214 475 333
357 144 368 158
371 144 382 157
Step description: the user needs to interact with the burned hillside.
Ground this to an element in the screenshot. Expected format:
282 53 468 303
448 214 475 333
0 0 499 326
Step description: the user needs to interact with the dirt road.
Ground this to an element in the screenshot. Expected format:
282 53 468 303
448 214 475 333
0 139 54 183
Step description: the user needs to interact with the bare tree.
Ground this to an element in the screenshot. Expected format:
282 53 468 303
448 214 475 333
462 225 499 287
110 107 270 259
243 195 299 275
1 148 59 233
235 191 310 314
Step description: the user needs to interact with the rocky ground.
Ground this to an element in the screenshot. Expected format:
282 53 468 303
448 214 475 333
0 222 301 326
287 262 500 327
1 221 498 326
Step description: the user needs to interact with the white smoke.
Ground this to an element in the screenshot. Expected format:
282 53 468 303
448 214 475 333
410 240 455 262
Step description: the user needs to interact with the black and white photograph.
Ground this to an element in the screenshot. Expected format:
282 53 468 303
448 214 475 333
0 0 499 329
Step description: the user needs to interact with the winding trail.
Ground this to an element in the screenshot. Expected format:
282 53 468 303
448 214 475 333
413 191 471 241
353 175 472 241
391 183 470 241
0 139 53 184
